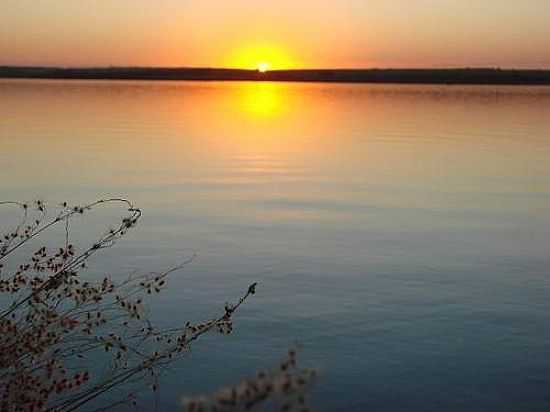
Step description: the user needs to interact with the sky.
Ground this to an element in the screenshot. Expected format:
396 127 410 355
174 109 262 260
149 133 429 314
1 0 549 69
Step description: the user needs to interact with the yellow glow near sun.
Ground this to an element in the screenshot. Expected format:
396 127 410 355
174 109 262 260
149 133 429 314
227 44 294 70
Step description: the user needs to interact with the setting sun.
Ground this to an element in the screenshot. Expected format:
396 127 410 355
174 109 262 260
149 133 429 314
226 43 294 70
257 62 270 73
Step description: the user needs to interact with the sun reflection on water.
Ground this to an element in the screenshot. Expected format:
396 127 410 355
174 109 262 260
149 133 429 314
237 82 286 118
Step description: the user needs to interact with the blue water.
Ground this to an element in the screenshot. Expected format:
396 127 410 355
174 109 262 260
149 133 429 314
1 80 550 411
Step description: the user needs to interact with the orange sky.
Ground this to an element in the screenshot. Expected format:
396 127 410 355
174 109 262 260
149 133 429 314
1 0 549 69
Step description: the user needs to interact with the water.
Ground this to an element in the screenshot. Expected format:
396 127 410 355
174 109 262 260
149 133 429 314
1 79 550 411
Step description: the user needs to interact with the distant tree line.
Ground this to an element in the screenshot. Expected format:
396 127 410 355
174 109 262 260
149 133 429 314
1 66 550 84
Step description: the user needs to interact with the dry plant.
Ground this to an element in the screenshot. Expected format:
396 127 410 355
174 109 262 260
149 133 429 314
0 199 258 412
182 349 317 412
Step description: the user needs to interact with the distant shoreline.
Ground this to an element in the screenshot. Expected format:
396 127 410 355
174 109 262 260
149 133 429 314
1 67 550 85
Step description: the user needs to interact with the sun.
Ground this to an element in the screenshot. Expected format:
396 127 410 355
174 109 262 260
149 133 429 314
257 62 270 73
226 44 294 70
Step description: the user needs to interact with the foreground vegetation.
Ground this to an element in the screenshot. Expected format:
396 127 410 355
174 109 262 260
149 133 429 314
0 199 315 411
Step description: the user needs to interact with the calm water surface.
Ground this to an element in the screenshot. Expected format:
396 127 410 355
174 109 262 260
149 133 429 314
1 80 550 411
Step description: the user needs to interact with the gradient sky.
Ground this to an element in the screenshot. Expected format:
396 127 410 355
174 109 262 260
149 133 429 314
2 0 549 69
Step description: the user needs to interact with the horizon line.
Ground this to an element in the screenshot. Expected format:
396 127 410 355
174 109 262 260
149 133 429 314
2 66 550 85
2 64 550 72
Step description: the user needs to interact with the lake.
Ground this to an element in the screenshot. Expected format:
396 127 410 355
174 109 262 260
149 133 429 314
1 79 550 411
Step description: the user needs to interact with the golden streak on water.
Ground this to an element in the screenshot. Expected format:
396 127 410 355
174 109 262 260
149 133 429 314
237 82 284 118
